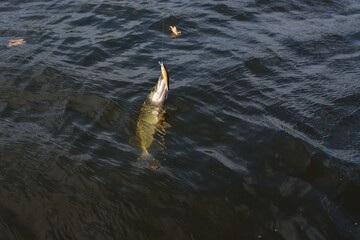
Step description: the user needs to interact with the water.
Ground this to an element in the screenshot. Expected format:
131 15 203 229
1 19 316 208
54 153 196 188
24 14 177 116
0 0 359 239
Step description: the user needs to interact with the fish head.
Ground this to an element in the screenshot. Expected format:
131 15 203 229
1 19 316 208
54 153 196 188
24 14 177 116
149 62 169 104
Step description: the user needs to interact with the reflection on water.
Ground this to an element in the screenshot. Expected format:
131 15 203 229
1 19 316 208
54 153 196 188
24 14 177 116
0 0 360 239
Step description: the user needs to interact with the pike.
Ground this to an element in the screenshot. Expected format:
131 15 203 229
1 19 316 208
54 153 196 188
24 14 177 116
136 62 169 158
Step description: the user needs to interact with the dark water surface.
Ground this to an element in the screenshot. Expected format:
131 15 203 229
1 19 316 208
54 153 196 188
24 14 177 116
0 0 360 239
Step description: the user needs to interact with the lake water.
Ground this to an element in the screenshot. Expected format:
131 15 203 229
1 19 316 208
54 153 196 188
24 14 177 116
0 0 359 239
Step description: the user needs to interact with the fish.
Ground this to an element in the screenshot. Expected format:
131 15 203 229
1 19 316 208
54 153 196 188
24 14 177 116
136 62 169 161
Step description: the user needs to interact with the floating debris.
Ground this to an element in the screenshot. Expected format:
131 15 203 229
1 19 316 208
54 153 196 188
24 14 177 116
7 39 26 48
169 26 181 38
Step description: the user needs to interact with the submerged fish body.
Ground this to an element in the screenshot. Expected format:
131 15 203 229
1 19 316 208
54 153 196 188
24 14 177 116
136 63 169 157
136 101 165 155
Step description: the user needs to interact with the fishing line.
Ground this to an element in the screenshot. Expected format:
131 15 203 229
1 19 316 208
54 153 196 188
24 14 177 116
159 0 165 63
161 16 164 63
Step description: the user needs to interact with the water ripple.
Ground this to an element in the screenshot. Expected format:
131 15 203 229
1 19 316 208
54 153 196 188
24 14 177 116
0 0 360 239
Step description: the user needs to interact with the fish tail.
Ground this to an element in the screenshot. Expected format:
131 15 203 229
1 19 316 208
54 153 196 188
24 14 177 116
141 149 150 158
137 148 160 170
138 148 151 160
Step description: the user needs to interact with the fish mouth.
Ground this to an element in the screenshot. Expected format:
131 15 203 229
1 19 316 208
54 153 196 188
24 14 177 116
148 61 169 104
150 80 168 104
157 75 169 101
159 61 169 91
164 74 169 91
158 85 168 103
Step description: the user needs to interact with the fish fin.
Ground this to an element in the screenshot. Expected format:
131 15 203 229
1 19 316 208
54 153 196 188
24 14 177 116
137 149 160 170
141 148 150 157
163 122 171 128
138 148 151 160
